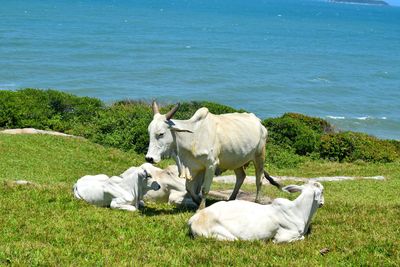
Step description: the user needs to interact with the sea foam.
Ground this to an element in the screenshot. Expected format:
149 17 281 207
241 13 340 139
327 116 345 120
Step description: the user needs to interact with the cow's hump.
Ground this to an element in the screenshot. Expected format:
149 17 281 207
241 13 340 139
190 107 209 122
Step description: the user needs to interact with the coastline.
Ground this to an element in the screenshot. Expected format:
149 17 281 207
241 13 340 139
1 89 398 166
1 87 399 141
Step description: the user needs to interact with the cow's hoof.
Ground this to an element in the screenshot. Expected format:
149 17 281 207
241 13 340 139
198 199 206 210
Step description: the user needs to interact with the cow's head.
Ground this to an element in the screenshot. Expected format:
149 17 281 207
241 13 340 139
283 181 325 208
145 101 180 164
139 163 161 193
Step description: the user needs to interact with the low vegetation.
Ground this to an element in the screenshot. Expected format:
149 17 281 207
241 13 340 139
0 134 399 265
0 89 399 166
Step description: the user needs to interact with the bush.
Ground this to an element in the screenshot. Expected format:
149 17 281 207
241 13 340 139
1 89 397 163
0 89 103 131
319 132 398 163
282 113 335 134
263 114 322 155
388 140 400 154
266 143 306 169
74 102 153 154
263 113 399 163
0 90 246 155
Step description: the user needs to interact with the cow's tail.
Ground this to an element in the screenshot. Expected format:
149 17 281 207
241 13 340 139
264 170 282 189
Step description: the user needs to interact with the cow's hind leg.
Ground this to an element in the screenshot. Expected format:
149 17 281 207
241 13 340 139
211 226 238 241
229 167 246 200
254 155 265 203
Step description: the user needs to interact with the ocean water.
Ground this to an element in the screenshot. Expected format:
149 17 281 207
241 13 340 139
1 0 399 139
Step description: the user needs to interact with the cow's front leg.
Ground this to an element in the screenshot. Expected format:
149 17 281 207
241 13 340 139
273 228 304 243
199 166 215 210
110 198 137 211
186 174 203 206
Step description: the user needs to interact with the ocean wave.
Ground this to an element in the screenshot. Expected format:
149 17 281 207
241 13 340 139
325 115 399 140
326 115 388 121
357 116 369 120
326 116 345 120
308 77 332 83
0 83 17 88
355 116 388 120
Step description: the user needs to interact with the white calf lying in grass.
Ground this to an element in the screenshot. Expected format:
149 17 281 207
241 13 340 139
73 163 161 211
142 164 198 209
188 181 324 243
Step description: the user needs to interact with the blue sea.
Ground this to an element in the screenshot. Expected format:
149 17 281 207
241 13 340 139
1 0 399 139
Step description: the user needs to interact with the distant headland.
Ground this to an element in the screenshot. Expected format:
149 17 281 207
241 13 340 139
329 0 389 5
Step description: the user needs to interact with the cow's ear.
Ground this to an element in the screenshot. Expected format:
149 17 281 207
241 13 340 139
167 120 193 133
170 126 193 133
282 184 303 193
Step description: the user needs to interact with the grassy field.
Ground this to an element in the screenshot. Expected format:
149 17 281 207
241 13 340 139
1 134 399 266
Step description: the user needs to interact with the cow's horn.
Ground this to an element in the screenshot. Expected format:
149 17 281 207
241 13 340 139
152 100 160 115
165 103 180 120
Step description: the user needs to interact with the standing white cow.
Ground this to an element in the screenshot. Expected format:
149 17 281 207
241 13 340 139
145 101 281 209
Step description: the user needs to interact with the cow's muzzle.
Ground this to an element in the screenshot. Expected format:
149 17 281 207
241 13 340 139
145 156 154 164
151 181 161 191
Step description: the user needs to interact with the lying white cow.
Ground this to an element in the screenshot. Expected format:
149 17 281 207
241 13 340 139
73 163 161 211
188 181 324 243
145 101 281 209
142 164 198 209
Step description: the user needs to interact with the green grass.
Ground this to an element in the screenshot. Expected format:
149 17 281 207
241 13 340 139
1 134 399 266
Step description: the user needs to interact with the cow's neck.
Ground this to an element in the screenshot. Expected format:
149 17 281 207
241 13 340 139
292 189 318 232
122 174 140 207
165 175 186 192
170 120 195 157
170 126 200 179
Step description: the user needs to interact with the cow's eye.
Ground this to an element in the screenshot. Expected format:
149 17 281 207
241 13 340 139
157 133 164 139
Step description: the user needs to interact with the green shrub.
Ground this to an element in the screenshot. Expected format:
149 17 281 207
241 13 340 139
0 90 17 127
388 140 400 154
75 102 153 154
266 143 306 169
262 113 399 163
319 132 355 162
0 90 245 155
319 132 398 163
0 89 53 129
0 89 103 131
263 115 322 155
283 113 335 134
1 89 397 163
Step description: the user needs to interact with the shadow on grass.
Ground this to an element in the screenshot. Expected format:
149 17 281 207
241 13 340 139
140 197 225 216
